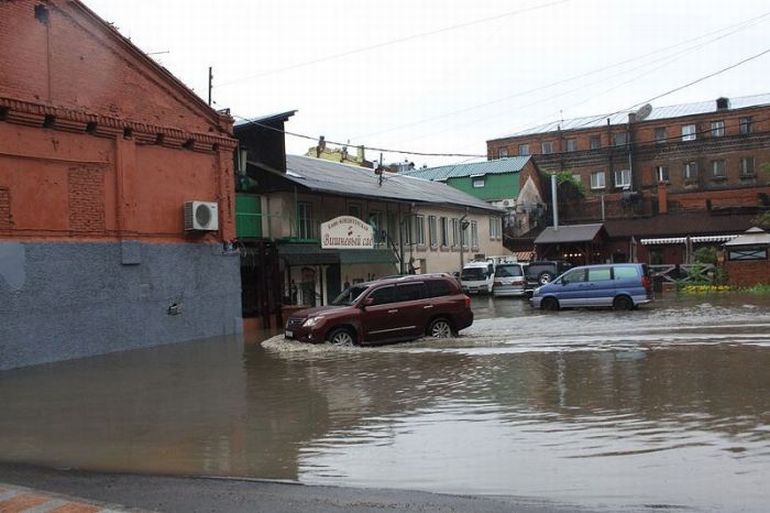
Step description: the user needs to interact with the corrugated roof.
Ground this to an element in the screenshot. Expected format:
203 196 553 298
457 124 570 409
402 156 531 181
234 110 297 128
494 93 770 139
604 214 756 238
724 227 770 247
534 223 605 244
283 155 503 213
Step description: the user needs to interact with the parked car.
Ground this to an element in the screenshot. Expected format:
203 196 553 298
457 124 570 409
492 262 527 297
525 260 572 287
460 260 495 294
530 263 653 311
284 273 473 345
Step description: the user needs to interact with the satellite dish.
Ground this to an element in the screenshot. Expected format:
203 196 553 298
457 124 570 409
636 103 652 121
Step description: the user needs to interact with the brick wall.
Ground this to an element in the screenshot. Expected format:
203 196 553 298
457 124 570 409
67 166 105 232
0 187 11 230
724 259 770 287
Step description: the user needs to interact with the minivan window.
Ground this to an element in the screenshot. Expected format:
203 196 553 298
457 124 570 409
395 283 425 302
561 269 587 284
425 279 453 297
588 267 612 282
613 266 639 280
368 285 396 305
461 268 487 280
331 285 368 306
496 264 523 277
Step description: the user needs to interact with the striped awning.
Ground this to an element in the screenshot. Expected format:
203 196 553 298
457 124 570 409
640 235 739 245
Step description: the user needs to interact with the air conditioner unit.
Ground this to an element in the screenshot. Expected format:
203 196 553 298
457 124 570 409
184 201 219 231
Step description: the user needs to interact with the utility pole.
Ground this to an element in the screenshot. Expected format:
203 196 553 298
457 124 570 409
207 66 213 106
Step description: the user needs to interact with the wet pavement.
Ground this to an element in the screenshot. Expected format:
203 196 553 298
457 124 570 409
1 294 770 512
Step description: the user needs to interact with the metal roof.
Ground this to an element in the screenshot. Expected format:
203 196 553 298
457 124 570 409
534 223 606 244
724 227 770 247
493 93 770 139
234 110 297 128
283 155 503 213
402 156 531 181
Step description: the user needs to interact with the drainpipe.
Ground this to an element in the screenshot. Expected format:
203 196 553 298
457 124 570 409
551 174 559 230
601 194 606 221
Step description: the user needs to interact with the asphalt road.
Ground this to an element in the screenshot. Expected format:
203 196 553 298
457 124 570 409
0 463 600 513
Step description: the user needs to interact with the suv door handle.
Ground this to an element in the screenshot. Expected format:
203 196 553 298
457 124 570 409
423 305 434 309
388 309 399 314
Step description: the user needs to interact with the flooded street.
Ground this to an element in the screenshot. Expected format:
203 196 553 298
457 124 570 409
2 295 770 512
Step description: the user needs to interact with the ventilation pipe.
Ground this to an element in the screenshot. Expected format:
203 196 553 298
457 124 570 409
551 174 559 231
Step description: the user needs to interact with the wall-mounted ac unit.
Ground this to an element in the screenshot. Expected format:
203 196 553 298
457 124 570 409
184 201 219 231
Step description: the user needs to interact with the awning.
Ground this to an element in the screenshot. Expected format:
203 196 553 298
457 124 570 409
277 242 339 265
535 223 605 244
640 235 738 245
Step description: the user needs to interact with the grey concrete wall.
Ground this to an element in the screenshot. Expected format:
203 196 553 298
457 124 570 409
0 241 242 370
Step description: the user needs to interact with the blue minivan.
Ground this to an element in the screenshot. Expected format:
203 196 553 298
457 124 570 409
529 263 653 311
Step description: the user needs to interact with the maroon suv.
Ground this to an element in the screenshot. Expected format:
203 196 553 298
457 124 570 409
284 274 473 346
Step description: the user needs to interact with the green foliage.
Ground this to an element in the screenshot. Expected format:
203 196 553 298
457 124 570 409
752 211 770 229
552 171 585 198
693 246 717 265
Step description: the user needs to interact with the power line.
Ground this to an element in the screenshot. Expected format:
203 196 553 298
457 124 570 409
216 0 570 88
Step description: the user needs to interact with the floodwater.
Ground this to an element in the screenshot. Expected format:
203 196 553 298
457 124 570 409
2 294 770 512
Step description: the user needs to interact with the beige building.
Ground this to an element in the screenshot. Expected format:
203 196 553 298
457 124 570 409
244 155 506 307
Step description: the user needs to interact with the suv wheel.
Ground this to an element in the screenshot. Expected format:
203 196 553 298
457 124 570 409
613 296 633 311
328 327 355 346
538 271 554 285
428 318 453 338
541 297 560 311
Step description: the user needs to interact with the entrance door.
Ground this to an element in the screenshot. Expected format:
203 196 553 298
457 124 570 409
326 265 341 304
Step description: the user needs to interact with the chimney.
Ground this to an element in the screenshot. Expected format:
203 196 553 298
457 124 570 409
628 112 637 123
657 181 668 215
716 97 729 110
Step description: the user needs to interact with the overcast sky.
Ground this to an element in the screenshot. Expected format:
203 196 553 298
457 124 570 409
85 0 770 168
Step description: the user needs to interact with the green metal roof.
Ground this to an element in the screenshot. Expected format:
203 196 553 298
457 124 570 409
402 156 531 181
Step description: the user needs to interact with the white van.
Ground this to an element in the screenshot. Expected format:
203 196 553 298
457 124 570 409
460 260 495 294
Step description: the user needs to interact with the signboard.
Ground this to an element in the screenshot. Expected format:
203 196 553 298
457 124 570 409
321 216 374 249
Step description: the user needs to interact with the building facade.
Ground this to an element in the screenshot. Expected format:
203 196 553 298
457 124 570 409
0 0 241 370
487 95 770 264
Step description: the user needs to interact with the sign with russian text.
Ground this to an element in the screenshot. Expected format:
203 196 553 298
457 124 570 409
321 216 374 249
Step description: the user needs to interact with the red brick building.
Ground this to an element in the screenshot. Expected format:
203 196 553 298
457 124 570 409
488 95 770 265
0 0 241 369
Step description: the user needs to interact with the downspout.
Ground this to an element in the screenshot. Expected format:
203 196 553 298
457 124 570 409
551 174 559 230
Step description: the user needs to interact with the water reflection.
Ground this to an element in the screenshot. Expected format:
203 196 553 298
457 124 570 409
1 296 770 511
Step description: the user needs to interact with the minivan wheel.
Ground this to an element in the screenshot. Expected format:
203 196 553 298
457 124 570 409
328 327 355 346
613 296 633 311
538 271 554 285
541 297 560 311
428 318 453 338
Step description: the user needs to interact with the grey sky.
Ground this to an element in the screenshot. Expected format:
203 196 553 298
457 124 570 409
85 0 770 167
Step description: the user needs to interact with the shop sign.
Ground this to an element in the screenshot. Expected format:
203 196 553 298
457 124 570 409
321 216 374 249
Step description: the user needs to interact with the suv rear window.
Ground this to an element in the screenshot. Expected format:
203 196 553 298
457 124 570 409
394 283 425 302
496 264 523 277
425 279 454 297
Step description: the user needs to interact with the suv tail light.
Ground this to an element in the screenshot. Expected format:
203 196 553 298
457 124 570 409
641 274 651 291
464 295 471 308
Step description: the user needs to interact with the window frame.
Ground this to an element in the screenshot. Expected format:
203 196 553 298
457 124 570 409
541 141 554 155
470 220 479 249
711 160 727 178
590 170 605 190
710 120 725 137
739 117 753 135
497 147 508 159
428 215 438 248
656 165 669 183
654 127 667 143
589 135 601 150
296 201 314 240
518 143 530 156
683 161 698 180
740 156 755 177
614 169 631 188
681 124 697 142
565 138 577 152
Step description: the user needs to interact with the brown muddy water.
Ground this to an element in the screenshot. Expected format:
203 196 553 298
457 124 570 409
1 294 770 512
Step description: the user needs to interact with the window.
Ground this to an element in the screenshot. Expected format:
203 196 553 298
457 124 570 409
489 216 502 240
682 124 697 141
589 135 601 149
368 285 396 305
462 221 470 247
613 266 639 280
614 169 631 188
560 269 587 284
297 202 313 239
425 279 453 298
565 138 577 152
518 144 529 156
439 217 449 247
588 267 612 282
428 216 437 247
451 218 459 247
472 176 485 188
541 141 554 154
740 157 755 176
711 160 726 178
497 147 508 159
368 212 384 242
613 133 627 147
739 117 753 135
710 120 725 137
413 215 425 245
394 283 425 302
654 127 667 143
470 221 479 248
656 165 669 183
590 171 605 189
683 161 698 180
728 246 768 261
